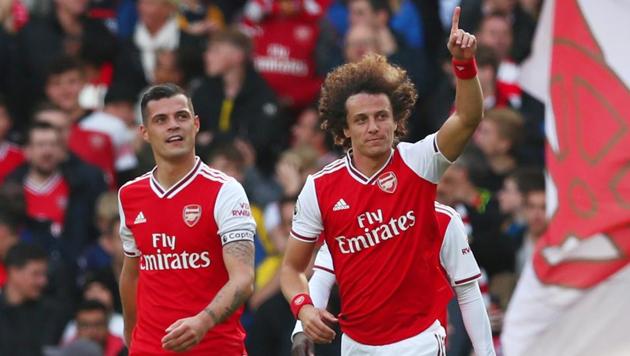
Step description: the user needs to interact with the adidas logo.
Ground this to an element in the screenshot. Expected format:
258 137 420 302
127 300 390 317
333 199 350 211
134 211 146 224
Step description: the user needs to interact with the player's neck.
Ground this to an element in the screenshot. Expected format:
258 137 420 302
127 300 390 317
350 150 390 178
154 154 197 190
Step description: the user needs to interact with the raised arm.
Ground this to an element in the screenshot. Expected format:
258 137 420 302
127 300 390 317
436 6 484 161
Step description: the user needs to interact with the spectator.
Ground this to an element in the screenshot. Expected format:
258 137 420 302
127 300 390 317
176 0 225 36
459 0 536 62
61 271 124 345
515 170 545 275
437 154 513 278
113 0 205 95
0 96 25 183
15 0 116 111
476 12 523 108
79 85 139 183
244 0 324 112
291 105 338 167
76 192 124 284
0 212 20 288
44 57 117 188
472 107 523 192
0 243 67 356
20 112 108 276
70 300 125 356
191 29 287 173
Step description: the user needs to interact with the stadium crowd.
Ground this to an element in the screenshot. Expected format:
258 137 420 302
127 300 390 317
0 0 545 355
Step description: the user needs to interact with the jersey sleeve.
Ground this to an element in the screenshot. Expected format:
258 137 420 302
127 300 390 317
313 242 334 274
397 132 453 184
117 189 141 257
214 179 257 245
440 211 482 286
290 175 323 243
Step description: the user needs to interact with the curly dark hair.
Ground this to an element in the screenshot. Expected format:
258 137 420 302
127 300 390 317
319 54 417 149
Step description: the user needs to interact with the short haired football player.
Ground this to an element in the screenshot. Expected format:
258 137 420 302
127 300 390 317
291 202 495 356
118 84 256 354
280 7 488 355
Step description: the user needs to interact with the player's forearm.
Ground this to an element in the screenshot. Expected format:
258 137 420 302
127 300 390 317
199 275 254 329
454 281 496 356
200 240 255 329
120 269 138 346
280 260 310 302
454 75 484 130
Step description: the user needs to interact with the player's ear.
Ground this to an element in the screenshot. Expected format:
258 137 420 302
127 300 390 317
140 124 150 142
194 115 200 133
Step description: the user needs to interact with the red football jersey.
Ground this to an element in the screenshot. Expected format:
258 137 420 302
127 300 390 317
118 157 256 355
69 126 116 189
292 133 458 345
0 142 25 184
24 173 69 235
310 201 482 335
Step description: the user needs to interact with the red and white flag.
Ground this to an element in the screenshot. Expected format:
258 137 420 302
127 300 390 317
502 1 630 355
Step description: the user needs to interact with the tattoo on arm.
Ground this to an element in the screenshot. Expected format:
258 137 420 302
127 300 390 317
223 240 254 265
203 241 254 326
204 289 247 326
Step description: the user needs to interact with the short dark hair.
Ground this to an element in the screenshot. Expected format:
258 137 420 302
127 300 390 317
77 299 109 316
25 121 59 145
4 243 47 269
104 84 138 106
349 0 392 19
512 167 545 196
208 143 245 170
319 54 417 148
208 28 252 59
139 83 193 123
46 56 83 82
0 210 19 236
476 45 500 75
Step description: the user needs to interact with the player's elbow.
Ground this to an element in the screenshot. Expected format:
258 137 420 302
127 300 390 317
235 269 255 298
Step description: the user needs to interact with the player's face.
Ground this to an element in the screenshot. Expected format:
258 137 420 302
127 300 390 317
141 94 199 162
26 128 64 175
344 93 396 161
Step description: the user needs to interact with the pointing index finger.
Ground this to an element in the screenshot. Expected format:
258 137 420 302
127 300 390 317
451 6 461 34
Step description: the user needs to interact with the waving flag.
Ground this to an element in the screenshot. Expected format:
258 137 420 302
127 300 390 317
502 1 630 355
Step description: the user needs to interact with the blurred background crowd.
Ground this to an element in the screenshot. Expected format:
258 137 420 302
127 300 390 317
0 0 546 355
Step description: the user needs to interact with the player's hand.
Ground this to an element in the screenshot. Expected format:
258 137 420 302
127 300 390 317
298 305 338 344
161 314 209 352
291 332 315 356
447 6 477 60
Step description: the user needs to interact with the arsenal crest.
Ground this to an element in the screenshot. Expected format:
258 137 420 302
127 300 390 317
183 204 202 227
377 171 397 194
